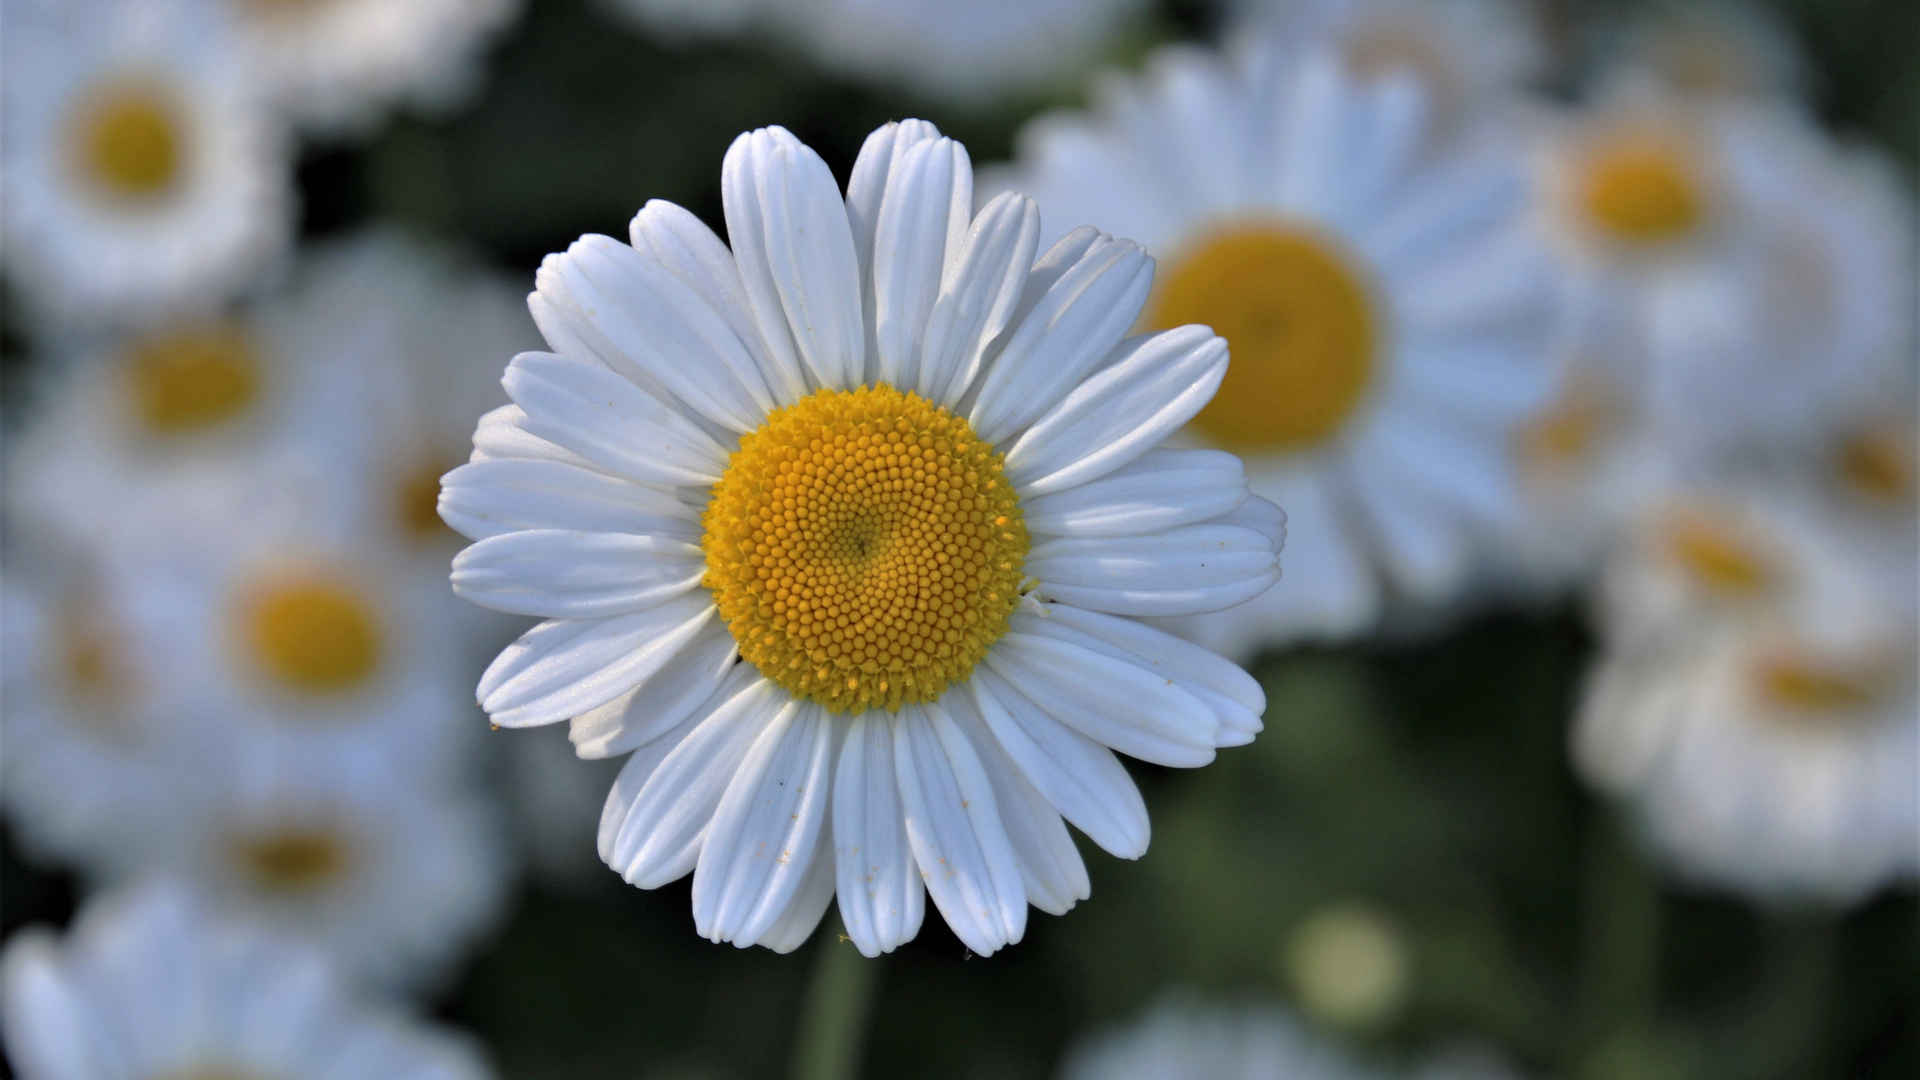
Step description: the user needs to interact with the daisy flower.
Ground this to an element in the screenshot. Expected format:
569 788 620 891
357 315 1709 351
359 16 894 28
1 883 493 1078
1060 996 1518 1080
993 41 1561 657
221 0 522 136
1 0 293 329
598 0 1150 105
443 119 1286 956
1576 483 1918 903
1229 0 1545 138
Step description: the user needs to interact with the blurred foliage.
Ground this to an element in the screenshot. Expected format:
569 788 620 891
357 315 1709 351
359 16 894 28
5 0 1917 1077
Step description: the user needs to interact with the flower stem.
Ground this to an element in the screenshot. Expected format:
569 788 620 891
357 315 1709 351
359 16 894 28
1574 814 1664 1051
793 920 879 1080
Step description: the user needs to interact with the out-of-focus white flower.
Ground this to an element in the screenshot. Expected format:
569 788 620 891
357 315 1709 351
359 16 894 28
1060 997 1518 1080
444 119 1284 956
0 0 293 329
1229 0 1545 137
598 0 1149 105
994 41 1561 657
1594 0 1807 104
1577 478 1918 904
0 883 494 1078
223 0 522 135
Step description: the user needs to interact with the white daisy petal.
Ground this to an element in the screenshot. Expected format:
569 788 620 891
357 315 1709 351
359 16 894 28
945 693 1090 916
1003 326 1228 495
0 936 104 1079
438 458 699 542
846 119 946 385
1023 449 1250 538
476 597 717 727
1273 55 1348 220
567 618 739 759
538 236 775 431
892 704 1028 956
722 126 866 391
984 632 1218 767
451 530 705 618
469 404 597 467
753 818 840 954
968 235 1155 445
872 137 973 393
917 191 1042 408
501 352 728 487
969 669 1152 859
693 702 836 947
601 670 782 888
1345 461 1470 598
832 714 926 957
1027 524 1280 616
595 713 704 867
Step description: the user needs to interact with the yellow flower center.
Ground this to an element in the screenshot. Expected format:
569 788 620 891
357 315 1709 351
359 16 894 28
126 325 262 435
701 385 1028 714
237 576 383 694
1150 224 1378 452
1577 136 1705 247
1838 428 1914 503
395 454 458 542
1753 652 1893 715
69 82 184 201
231 826 353 892
1518 376 1620 467
1662 512 1774 595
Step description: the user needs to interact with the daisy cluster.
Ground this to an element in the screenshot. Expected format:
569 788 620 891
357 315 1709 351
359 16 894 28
1 0 1914 1076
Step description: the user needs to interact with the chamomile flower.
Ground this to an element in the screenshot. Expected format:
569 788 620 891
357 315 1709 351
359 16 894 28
1 0 293 329
995 42 1561 656
1060 997 1518 1080
1229 0 1545 138
222 0 521 135
1 884 493 1078
1576 484 1918 903
443 119 1285 957
598 0 1149 105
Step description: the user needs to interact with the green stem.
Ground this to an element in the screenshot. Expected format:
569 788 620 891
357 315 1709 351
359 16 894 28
1573 815 1664 1054
792 920 879 1080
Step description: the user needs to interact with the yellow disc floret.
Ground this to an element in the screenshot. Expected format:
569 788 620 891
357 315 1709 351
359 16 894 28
70 83 184 201
1662 511 1774 596
1150 223 1378 453
231 826 353 892
237 575 383 694
126 323 261 435
1578 136 1705 247
701 385 1028 715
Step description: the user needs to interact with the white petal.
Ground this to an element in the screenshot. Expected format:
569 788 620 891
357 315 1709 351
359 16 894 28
1273 54 1347 221
984 631 1218 767
833 713 926 957
452 530 705 618
439 459 698 542
917 192 1041 409
476 596 717 727
871 136 972 393
1027 524 1279 617
723 126 865 392
1022 448 1249 537
1345 451 1470 599
628 198 803 405
568 618 739 759
502 351 728 487
944 692 1089 916
892 704 1027 956
0 935 106 1079
600 670 782 888
968 235 1155 446
968 668 1151 859
1002 326 1227 495
1011 606 1264 750
539 235 776 432
596 708 707 866
754 819 839 954
846 120 944 385
693 702 836 946
469 404 597 468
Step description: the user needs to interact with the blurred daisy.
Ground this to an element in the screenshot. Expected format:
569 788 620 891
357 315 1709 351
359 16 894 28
1576 485 1917 903
599 0 1149 105
222 0 521 135
94 745 509 989
1060 996 1517 1080
1 0 293 328
1594 0 1807 104
996 42 1561 656
1 884 493 1078
1229 0 1545 138
444 119 1285 956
